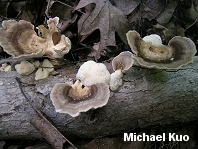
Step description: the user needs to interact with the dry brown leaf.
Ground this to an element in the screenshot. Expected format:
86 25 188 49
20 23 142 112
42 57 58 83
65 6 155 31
113 0 141 15
148 24 185 43
47 1 73 21
0 0 9 17
141 0 166 20
31 113 77 149
156 1 178 26
177 1 198 29
75 0 130 56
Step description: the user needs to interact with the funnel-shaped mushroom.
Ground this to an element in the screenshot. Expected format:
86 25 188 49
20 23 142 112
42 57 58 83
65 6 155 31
50 80 110 117
0 17 71 59
126 30 197 70
110 51 134 91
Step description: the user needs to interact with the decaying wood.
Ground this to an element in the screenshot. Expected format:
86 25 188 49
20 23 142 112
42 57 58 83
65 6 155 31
0 57 198 140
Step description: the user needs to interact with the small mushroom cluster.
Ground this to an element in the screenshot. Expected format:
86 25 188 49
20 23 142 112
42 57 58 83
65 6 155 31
15 59 54 81
0 17 71 59
126 30 197 70
50 55 134 117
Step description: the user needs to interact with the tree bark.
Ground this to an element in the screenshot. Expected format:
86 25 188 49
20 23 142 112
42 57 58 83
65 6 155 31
0 57 198 140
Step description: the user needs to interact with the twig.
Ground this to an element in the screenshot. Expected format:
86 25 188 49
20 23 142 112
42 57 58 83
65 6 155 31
15 77 42 115
15 77 77 149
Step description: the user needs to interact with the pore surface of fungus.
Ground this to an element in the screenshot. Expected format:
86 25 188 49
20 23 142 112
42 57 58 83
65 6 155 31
0 17 71 59
76 60 111 86
50 80 110 117
126 30 197 70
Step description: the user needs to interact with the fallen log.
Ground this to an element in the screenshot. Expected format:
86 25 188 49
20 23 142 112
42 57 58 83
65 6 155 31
0 57 198 140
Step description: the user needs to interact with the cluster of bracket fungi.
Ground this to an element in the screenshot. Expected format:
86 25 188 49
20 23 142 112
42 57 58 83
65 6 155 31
126 30 197 70
0 17 197 117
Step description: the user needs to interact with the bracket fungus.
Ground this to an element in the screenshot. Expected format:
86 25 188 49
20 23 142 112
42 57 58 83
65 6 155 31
76 60 111 86
0 17 71 59
110 51 134 91
50 80 110 117
126 30 197 70
15 61 35 75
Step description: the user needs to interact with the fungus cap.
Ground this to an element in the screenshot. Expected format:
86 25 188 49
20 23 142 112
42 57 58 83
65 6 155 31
35 59 54 81
35 68 50 81
126 30 197 70
0 20 46 58
0 17 71 59
15 61 35 75
112 51 134 73
50 81 110 117
76 60 111 86
42 59 54 73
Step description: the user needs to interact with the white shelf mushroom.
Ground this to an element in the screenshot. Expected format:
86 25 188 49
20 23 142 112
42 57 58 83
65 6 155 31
76 60 111 86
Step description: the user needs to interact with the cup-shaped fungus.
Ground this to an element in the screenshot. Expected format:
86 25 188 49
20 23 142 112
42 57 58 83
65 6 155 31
0 17 71 59
110 51 134 91
76 60 111 86
50 80 110 117
112 51 134 73
126 30 197 70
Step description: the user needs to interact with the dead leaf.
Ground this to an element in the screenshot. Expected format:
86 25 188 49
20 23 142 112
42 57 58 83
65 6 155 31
128 0 166 31
82 42 100 61
0 0 9 17
177 1 198 29
113 0 141 15
148 24 185 43
75 0 130 56
141 0 166 21
48 1 73 21
156 1 178 26
31 113 77 149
